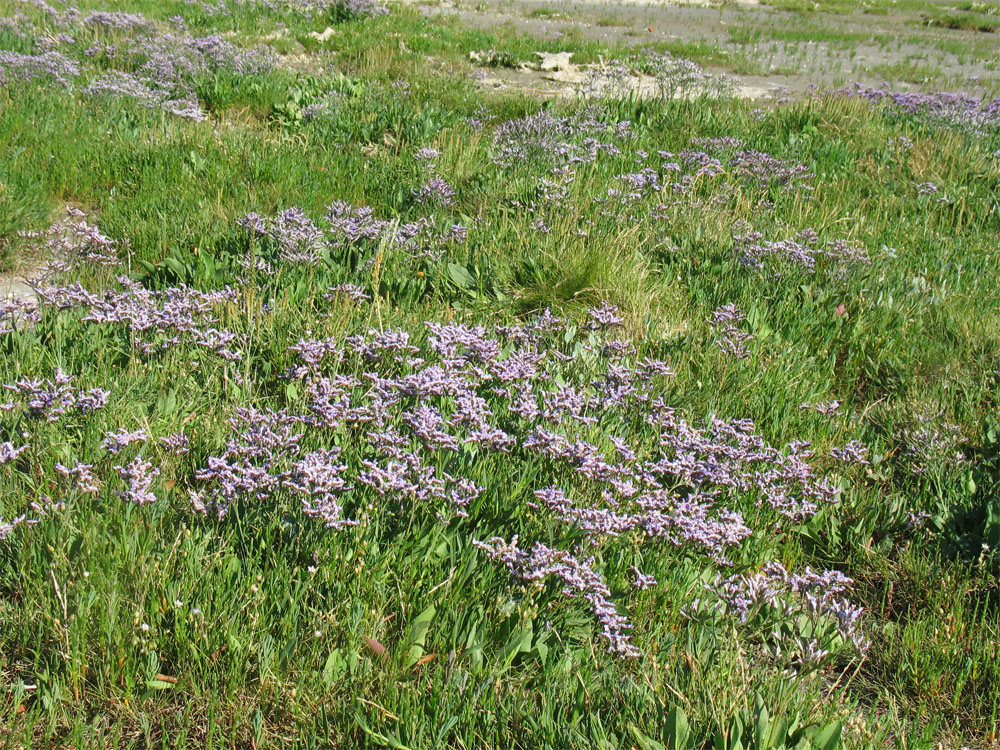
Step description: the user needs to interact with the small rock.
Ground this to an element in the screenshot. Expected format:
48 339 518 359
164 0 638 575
310 27 335 42
535 51 573 72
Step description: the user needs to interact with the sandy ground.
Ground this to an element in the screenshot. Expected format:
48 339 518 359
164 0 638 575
407 0 1000 100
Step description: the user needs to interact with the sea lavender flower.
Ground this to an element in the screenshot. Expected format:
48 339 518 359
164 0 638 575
710 307 752 359
839 84 1000 135
83 11 155 32
714 325 752 359
324 283 371 302
405 405 460 452
709 303 745 326
102 428 149 455
284 448 355 528
731 150 813 190
708 561 868 656
829 440 869 465
268 207 326 264
84 73 206 122
630 566 658 590
414 147 441 166
327 0 390 20
0 442 29 465
55 461 100 493
115 455 160 504
800 400 841 419
159 431 190 454
587 301 624 329
0 514 37 541
475 536 640 657
0 50 80 87
36 277 240 360
1 298 41 335
413 176 456 207
326 201 390 244
3 370 89 421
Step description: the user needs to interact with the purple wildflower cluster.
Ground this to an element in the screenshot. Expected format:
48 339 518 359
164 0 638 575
0 287 867 659
55 461 101 494
0 442 30 465
800 400 841 421
163 305 849 655
577 142 813 210
491 108 631 169
114 454 160 505
1 7 277 121
0 496 63 541
2 370 109 422
734 230 870 274
840 84 1000 135
192 407 307 519
705 561 868 663
275 0 389 19
900 410 967 474
324 283 371 302
1 298 42 336
239 207 326 266
102 428 149 455
829 440 869 465
33 277 241 360
476 536 640 656
159 431 191 454
710 304 753 360
242 203 468 265
24 206 126 268
645 51 735 100
0 50 80 87
82 10 155 32
730 150 813 190
413 177 456 207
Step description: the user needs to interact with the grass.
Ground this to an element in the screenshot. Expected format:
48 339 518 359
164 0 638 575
2 1 1000 749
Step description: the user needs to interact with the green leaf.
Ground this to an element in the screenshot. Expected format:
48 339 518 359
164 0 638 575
810 721 842 750
322 648 347 685
534 638 549 666
145 679 174 690
447 262 476 289
165 256 188 280
665 706 691 749
754 702 770 745
499 624 533 667
404 604 437 669
628 724 666 750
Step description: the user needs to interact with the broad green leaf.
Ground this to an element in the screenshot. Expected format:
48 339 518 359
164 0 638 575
404 604 437 668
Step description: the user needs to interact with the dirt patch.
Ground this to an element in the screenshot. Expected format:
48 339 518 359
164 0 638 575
471 50 784 100
413 0 999 96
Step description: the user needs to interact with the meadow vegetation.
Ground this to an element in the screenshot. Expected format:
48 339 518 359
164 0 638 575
1 0 1000 748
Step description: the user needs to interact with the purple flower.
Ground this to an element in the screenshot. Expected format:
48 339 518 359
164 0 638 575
0 51 80 87
115 455 160 505
324 283 371 302
284 448 356 528
829 440 869 465
413 176 456 207
800 400 841 419
0 442 29 465
159 431 191 455
587 302 624 329
55 462 100 493
475 537 640 658
103 428 149 455
630 566 657 590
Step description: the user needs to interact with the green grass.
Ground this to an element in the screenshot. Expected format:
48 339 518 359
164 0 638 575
2 1 1000 748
